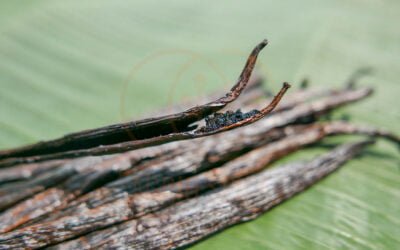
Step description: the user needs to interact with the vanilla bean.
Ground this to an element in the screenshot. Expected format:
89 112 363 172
0 40 287 166
41 140 373 250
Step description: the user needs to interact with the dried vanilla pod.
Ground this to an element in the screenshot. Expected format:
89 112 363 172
0 40 291 167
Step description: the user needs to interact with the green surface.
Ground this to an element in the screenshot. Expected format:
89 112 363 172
0 1 399 249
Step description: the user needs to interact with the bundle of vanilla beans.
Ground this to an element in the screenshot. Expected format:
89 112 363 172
0 41 398 250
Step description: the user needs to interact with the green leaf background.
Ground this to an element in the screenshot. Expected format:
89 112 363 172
0 1 399 249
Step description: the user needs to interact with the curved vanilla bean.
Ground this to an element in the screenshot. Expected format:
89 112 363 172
38 140 372 250
0 40 269 163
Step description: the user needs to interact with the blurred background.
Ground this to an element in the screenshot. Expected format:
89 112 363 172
0 1 399 249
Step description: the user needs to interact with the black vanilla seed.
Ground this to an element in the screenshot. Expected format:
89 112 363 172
202 109 261 132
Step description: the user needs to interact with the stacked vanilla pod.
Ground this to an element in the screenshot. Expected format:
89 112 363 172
0 75 398 250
